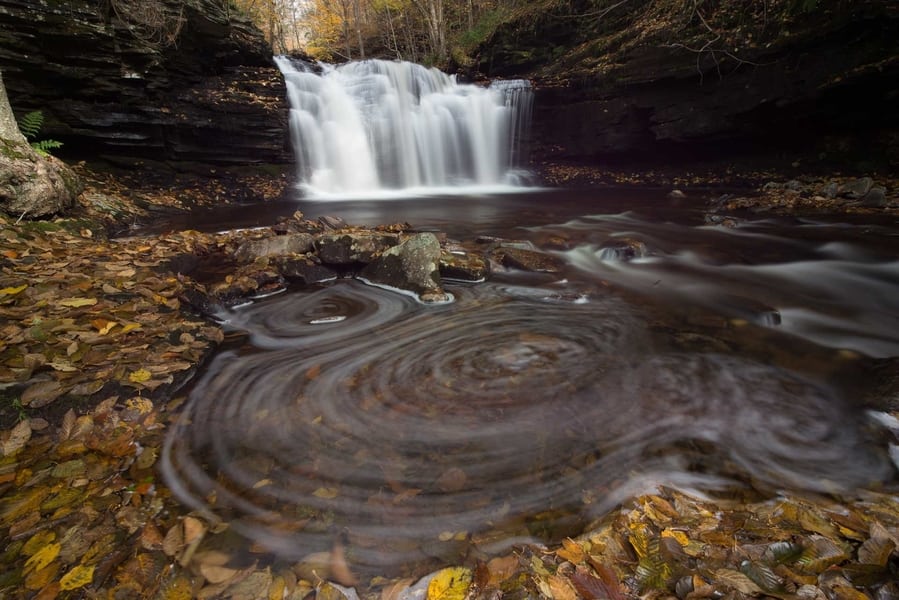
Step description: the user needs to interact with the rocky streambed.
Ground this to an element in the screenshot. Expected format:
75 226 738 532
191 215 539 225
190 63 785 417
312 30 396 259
1 167 899 599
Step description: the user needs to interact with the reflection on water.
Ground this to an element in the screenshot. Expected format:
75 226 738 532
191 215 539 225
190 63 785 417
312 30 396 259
161 189 899 577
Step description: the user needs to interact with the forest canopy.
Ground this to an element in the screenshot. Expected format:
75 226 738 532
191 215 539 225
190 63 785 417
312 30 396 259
228 0 826 69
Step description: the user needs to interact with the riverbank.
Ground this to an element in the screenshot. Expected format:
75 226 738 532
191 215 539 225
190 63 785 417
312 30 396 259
1 164 898 599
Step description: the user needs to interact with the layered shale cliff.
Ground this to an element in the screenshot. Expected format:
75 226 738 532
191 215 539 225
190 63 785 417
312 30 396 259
0 0 290 166
478 0 899 171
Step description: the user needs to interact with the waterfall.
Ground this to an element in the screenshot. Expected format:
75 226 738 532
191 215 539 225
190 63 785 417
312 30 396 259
274 56 533 196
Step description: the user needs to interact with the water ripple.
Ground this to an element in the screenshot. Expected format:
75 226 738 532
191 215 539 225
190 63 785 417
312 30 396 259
162 279 894 574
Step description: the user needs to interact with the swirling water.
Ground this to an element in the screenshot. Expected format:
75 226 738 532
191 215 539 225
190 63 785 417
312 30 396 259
161 188 899 577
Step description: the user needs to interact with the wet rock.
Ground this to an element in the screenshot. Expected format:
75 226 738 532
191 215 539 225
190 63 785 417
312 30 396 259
319 215 348 230
440 248 488 282
762 181 782 191
784 179 804 192
360 232 449 303
316 231 399 265
209 267 285 307
496 247 564 273
668 189 687 199
839 177 874 199
862 186 887 207
272 211 321 235
271 256 338 284
822 181 840 199
234 233 315 263
597 238 648 262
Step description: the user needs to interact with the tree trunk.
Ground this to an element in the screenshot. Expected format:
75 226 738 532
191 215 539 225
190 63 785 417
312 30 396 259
0 71 27 144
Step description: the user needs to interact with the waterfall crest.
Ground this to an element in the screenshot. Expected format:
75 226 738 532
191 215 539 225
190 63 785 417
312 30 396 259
274 57 533 196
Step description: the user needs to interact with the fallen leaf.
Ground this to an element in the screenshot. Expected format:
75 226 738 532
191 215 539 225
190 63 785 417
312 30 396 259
91 319 118 335
548 574 578 600
128 368 152 383
21 381 65 408
59 564 94 591
313 487 339 499
23 542 61 574
427 567 472 600
57 297 97 307
1 419 32 456
0 284 27 296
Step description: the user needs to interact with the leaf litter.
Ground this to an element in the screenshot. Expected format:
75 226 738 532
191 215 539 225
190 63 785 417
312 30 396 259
1 170 898 599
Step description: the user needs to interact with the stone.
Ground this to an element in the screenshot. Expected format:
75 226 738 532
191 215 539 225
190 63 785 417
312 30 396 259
0 140 81 218
668 189 687 199
271 256 338 284
822 181 840 199
440 248 489 282
597 238 648 262
839 177 874 199
861 186 887 207
234 233 315 263
496 247 564 273
359 233 449 303
316 232 399 265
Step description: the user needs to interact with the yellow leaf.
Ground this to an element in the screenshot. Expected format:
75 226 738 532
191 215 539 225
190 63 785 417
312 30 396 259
426 567 472 600
58 297 97 308
120 323 142 334
59 564 94 590
312 487 339 499
661 529 690 547
91 319 118 335
0 284 27 296
23 542 60 574
128 369 152 383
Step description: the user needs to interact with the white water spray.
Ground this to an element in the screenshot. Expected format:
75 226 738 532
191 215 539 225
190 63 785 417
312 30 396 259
274 57 533 196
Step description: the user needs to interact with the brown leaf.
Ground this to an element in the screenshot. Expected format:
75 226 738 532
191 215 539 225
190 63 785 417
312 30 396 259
547 575 578 600
59 409 76 441
21 381 65 408
1 419 32 456
570 568 626 600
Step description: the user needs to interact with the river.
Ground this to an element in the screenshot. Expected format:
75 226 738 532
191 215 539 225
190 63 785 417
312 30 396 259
160 184 899 579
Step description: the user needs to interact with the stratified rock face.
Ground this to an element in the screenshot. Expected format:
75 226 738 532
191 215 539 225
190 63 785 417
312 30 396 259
485 2 899 168
0 0 290 165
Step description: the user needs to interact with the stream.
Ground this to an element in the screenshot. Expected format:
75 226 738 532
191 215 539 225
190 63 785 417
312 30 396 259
160 186 899 578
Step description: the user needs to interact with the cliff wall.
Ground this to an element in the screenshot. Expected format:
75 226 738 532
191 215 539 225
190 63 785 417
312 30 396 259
0 0 290 166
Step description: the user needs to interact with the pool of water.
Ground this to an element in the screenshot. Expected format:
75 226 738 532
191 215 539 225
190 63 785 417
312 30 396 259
160 186 899 578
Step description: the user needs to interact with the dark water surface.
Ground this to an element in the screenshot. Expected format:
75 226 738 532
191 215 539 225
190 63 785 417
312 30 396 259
161 187 899 577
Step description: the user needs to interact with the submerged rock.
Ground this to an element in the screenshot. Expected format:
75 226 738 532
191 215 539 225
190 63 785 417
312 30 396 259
597 238 648 262
360 233 449 303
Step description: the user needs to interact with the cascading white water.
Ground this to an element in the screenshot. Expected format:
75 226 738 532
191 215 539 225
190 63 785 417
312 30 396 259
274 56 533 196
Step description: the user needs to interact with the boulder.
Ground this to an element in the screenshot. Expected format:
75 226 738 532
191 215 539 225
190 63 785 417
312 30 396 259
440 247 489 282
316 232 399 265
234 233 315 263
0 141 80 218
360 233 449 303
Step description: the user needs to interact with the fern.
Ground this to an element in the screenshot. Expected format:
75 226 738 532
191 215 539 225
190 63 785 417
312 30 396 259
16 110 63 156
18 110 43 140
31 139 63 157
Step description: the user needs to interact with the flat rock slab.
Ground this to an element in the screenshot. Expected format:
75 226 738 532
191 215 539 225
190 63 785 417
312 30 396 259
496 247 564 273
